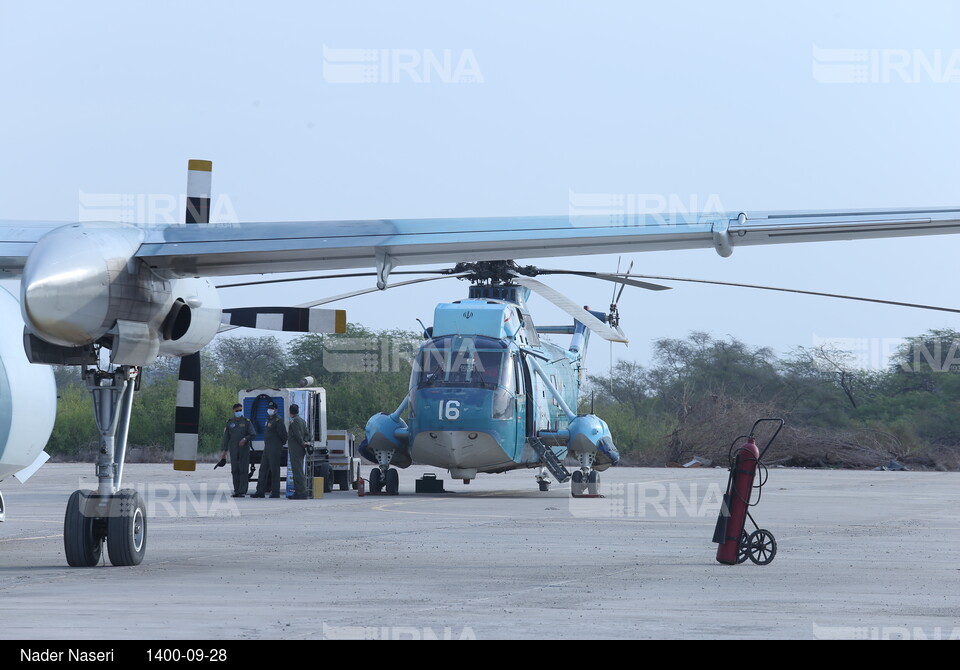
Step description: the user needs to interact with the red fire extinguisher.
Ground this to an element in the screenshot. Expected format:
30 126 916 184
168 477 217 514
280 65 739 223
358 476 365 497
714 437 760 564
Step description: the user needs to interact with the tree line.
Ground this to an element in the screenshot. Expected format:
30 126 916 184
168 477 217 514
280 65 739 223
46 325 960 470
586 329 960 469
47 325 422 459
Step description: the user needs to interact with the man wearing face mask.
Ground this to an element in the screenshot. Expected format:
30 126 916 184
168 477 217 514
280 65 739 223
286 404 312 500
252 401 288 498
219 403 256 498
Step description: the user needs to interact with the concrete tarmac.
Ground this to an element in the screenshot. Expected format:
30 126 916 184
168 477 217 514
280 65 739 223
1 463 958 640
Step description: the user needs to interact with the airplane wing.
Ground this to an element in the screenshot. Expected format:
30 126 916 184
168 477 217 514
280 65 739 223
5 207 960 280
0 220 66 277
133 207 960 278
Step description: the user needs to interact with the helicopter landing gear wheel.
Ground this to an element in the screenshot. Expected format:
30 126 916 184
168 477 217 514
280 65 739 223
736 530 751 564
538 480 550 492
385 468 399 496
369 468 384 493
571 470 585 496
747 529 777 565
586 470 600 496
64 490 103 567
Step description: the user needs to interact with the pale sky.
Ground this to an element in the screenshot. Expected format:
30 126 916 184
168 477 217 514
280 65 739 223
2 0 958 377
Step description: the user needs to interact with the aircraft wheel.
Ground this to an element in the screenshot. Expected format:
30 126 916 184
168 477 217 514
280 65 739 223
107 489 147 567
587 470 600 496
369 468 383 493
571 470 585 496
538 480 550 492
385 469 400 496
64 490 103 567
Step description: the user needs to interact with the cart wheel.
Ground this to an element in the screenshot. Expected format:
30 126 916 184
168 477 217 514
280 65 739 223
736 530 751 564
747 529 777 565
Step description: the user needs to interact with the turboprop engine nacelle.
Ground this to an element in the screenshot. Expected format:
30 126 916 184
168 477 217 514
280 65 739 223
20 222 221 366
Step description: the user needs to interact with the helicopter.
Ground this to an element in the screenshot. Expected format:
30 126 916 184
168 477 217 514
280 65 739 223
353 259 671 495
232 256 960 498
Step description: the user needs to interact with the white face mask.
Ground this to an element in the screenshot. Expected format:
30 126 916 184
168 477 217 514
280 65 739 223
267 409 276 416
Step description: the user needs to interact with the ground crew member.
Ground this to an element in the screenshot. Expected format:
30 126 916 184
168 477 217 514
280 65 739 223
287 404 311 499
219 403 256 498
252 401 287 498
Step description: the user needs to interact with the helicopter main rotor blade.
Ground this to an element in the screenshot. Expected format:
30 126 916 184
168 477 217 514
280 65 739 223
531 269 670 292
614 261 635 304
622 274 960 314
511 276 628 343
216 269 452 289
294 272 472 308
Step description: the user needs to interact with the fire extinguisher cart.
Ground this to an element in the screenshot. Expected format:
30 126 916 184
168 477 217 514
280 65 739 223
713 418 783 566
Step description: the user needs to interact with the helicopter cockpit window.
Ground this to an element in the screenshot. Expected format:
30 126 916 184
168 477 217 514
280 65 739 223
415 335 508 389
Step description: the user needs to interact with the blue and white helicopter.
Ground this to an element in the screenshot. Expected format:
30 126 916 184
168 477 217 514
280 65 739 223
355 260 670 495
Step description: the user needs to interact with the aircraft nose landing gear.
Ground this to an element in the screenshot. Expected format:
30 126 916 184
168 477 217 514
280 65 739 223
366 449 400 496
64 366 147 567
570 452 603 498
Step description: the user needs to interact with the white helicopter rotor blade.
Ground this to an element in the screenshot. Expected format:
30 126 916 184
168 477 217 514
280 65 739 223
511 276 628 343
294 273 471 308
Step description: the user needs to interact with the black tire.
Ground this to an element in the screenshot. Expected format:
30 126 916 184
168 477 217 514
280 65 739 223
538 480 550 492
586 470 600 496
736 530 751 564
748 529 777 565
369 468 383 493
336 469 350 491
571 470 585 496
106 489 147 567
64 490 103 568
385 468 400 496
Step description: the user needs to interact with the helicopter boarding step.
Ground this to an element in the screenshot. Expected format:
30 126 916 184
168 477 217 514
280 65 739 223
529 437 570 483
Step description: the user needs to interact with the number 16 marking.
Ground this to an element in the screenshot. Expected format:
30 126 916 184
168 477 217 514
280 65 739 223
440 400 461 421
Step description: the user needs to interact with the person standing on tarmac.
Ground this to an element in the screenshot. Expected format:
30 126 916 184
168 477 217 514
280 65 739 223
252 401 287 498
287 404 312 500
218 403 256 498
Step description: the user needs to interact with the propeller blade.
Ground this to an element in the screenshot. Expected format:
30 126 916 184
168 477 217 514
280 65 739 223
621 274 960 314
216 269 452 290
294 272 472 308
174 159 210 471
532 269 670 292
221 307 347 333
511 276 628 343
173 351 201 472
